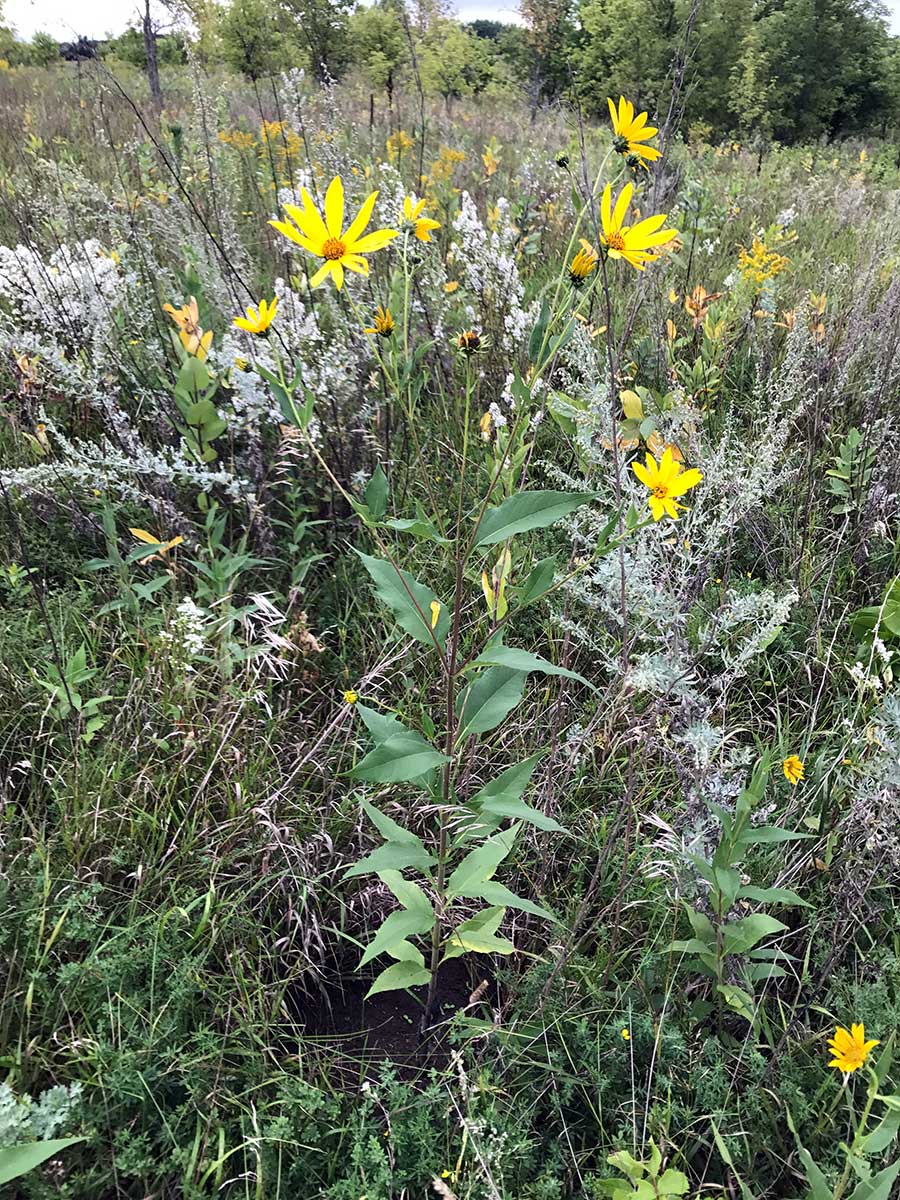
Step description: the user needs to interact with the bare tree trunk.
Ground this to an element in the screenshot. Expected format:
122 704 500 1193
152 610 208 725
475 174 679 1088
143 0 163 109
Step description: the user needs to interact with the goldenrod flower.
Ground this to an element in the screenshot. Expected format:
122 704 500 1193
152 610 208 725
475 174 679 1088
607 96 661 165
457 330 481 354
600 183 676 272
365 306 395 338
632 448 702 521
343 689 358 705
569 240 598 287
782 755 804 785
269 176 398 290
828 1024 879 1074
234 297 277 335
738 235 790 285
402 195 441 242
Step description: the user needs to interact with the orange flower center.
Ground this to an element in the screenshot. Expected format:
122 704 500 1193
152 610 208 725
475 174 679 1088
322 237 346 261
605 231 626 252
652 484 669 499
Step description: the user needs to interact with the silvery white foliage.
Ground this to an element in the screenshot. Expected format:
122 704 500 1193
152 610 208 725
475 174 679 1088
448 191 537 353
675 720 724 770
0 239 129 344
0 1081 83 1148
698 585 798 689
627 652 698 699
2 417 251 504
846 693 900 865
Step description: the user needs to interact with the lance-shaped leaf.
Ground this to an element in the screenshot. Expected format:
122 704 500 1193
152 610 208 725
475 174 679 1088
359 904 435 967
365 464 389 519
447 826 519 898
456 878 559 923
474 490 595 546
0 1139 87 1186
470 645 596 692
345 802 436 878
356 550 449 648
516 556 557 606
348 729 448 784
443 906 515 961
366 958 431 998
466 754 565 835
455 667 526 738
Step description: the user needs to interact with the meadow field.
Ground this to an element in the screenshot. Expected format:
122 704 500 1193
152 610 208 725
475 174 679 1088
1 33 900 1200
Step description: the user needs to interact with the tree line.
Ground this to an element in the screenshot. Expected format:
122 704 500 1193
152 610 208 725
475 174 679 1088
2 0 899 143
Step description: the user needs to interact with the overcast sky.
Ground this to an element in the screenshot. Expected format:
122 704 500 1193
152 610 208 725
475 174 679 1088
4 0 900 41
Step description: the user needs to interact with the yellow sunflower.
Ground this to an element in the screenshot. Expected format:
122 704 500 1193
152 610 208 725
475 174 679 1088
782 755 804 785
632 448 702 521
233 297 277 335
269 176 398 290
828 1024 879 1074
600 183 676 272
608 96 661 165
402 195 441 242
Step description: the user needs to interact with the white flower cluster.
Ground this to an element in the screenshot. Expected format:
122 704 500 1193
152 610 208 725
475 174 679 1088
0 238 129 340
158 597 207 672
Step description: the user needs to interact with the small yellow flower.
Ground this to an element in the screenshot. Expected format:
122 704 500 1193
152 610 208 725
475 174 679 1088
402 195 441 242
621 1028 630 1040
828 1023 879 1074
269 176 399 290
443 281 459 294
343 689 358 705
569 240 597 287
607 96 661 165
600 183 677 272
738 236 790 285
430 600 441 629
364 306 395 338
782 755 804 785
632 448 702 521
234 297 277 335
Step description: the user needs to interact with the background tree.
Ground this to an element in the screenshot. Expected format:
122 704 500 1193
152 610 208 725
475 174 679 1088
520 0 577 110
349 0 409 111
418 17 491 113
220 0 289 79
276 0 352 82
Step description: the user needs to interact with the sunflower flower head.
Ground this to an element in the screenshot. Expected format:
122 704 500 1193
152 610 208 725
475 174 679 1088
457 329 482 355
782 755 804 785
365 306 395 338
269 176 398 290
608 96 661 165
828 1024 879 1074
633 448 702 521
402 195 441 242
569 240 598 287
234 297 277 335
600 183 676 272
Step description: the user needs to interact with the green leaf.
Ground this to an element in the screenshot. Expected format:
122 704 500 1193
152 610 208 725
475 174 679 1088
517 556 557 606
717 984 756 1022
456 667 526 737
686 908 716 943
348 731 448 784
361 800 421 845
355 703 406 745
365 464 389 519
785 1106 833 1200
442 906 515 960
385 517 450 545
738 884 811 908
736 825 814 846
861 1108 900 1155
470 645 596 691
378 869 432 913
846 1160 900 1200
456 878 559 923
658 1168 691 1197
474 491 595 546
0 1138 87 1186
359 906 435 967
344 840 436 879
447 826 518 898
365 959 431 998
356 551 448 648
722 914 787 956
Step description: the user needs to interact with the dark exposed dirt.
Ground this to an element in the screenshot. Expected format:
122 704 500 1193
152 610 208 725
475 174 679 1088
288 959 497 1081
